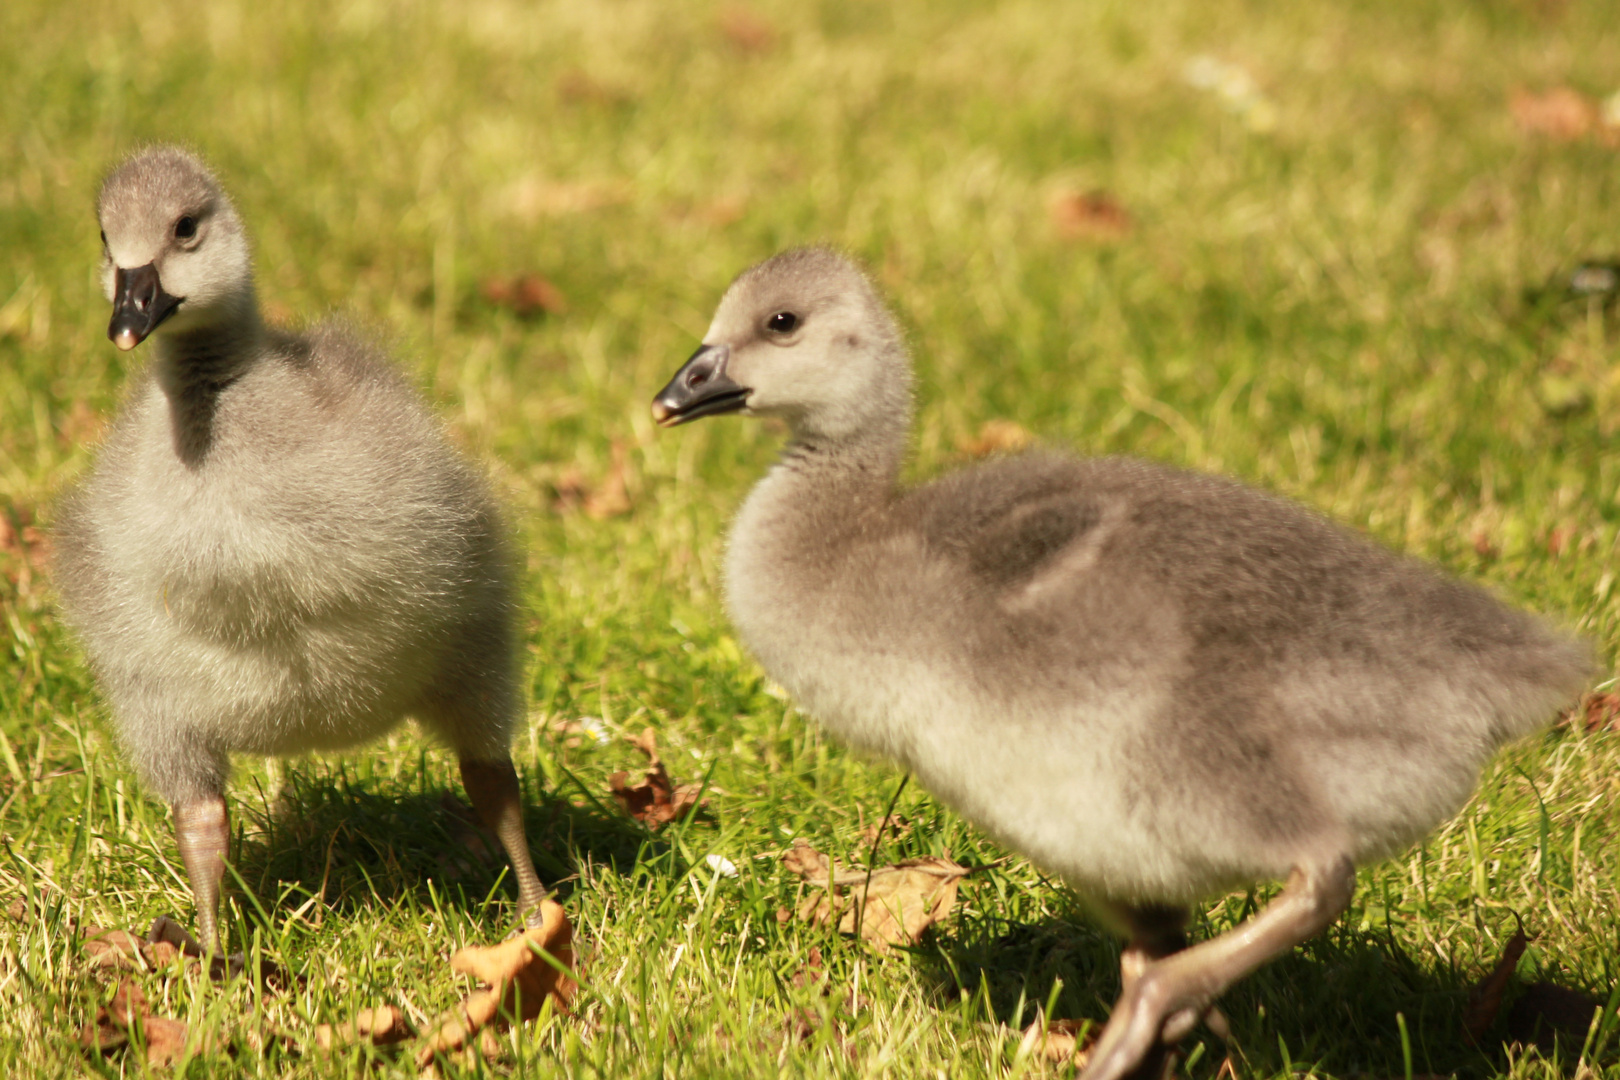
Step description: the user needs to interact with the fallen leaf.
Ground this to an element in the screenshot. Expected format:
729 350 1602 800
782 838 833 880
1567 690 1620 733
549 441 633 520
697 195 748 226
481 275 567 317
1018 1013 1096 1064
79 978 198 1066
83 926 153 971
1471 531 1499 560
60 399 105 447
858 814 910 845
1511 87 1599 141
789 946 827 991
958 419 1032 458
718 7 776 53
782 845 970 952
0 502 51 592
1049 189 1133 242
555 69 634 107
1464 925 1529 1043
1504 981 1606 1053
416 900 576 1068
607 727 706 827
315 1005 414 1051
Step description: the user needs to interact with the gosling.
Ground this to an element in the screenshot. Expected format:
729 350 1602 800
54 147 548 955
652 247 1592 1080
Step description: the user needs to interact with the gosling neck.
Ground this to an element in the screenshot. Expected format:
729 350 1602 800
769 410 911 511
152 303 264 468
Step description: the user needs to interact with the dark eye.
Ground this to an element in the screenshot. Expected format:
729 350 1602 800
767 311 799 334
99 230 107 248
174 215 197 240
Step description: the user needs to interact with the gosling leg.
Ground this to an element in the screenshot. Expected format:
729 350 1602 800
459 758 549 926
1082 855 1356 1080
172 794 230 955
1109 903 1190 1080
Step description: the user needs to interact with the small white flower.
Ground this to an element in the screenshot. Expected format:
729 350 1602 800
705 854 739 877
577 717 612 744
1183 54 1277 132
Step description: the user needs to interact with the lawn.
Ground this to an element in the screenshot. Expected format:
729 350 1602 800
0 0 1617 1076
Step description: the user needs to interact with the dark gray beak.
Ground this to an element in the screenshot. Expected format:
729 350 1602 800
652 344 749 426
108 263 182 351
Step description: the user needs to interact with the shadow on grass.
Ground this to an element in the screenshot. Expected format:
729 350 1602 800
224 763 658 927
921 908 1611 1079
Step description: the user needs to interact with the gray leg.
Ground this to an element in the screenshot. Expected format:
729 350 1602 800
1082 856 1356 1080
1116 903 1230 1042
1117 903 1189 991
173 795 230 955
1112 904 1191 1080
459 758 549 925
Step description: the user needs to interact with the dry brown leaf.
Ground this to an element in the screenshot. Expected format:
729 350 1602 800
0 503 51 593
1565 690 1620 733
718 7 776 53
315 1005 414 1051
607 728 705 827
416 900 576 1069
789 946 827 991
1464 926 1529 1043
1504 981 1605 1053
83 926 152 971
1049 189 1133 242
1018 1014 1096 1065
481 274 567 317
784 846 970 952
958 419 1032 458
550 441 633 520
60 399 106 447
858 814 911 845
782 838 833 880
79 978 198 1065
1511 87 1599 141
81 917 202 974
555 69 634 107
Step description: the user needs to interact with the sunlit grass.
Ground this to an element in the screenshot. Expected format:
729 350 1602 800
1 0 1617 1076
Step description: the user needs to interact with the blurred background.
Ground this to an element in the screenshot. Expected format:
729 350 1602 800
2 0 1618 630
1 0 1617 1074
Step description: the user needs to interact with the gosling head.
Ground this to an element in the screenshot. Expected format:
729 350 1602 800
653 247 913 443
97 147 254 351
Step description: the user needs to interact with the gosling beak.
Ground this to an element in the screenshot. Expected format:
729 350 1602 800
108 264 182 351
652 344 749 426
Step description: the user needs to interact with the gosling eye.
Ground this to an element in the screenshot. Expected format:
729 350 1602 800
766 311 799 334
174 215 198 240
99 229 107 249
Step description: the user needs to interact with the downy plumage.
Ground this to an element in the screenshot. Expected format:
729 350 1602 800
55 146 548 954
653 247 1592 1080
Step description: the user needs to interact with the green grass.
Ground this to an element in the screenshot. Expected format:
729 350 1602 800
2 0 1618 1075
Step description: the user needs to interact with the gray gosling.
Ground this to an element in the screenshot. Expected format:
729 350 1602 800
55 147 548 955
652 248 1592 1080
